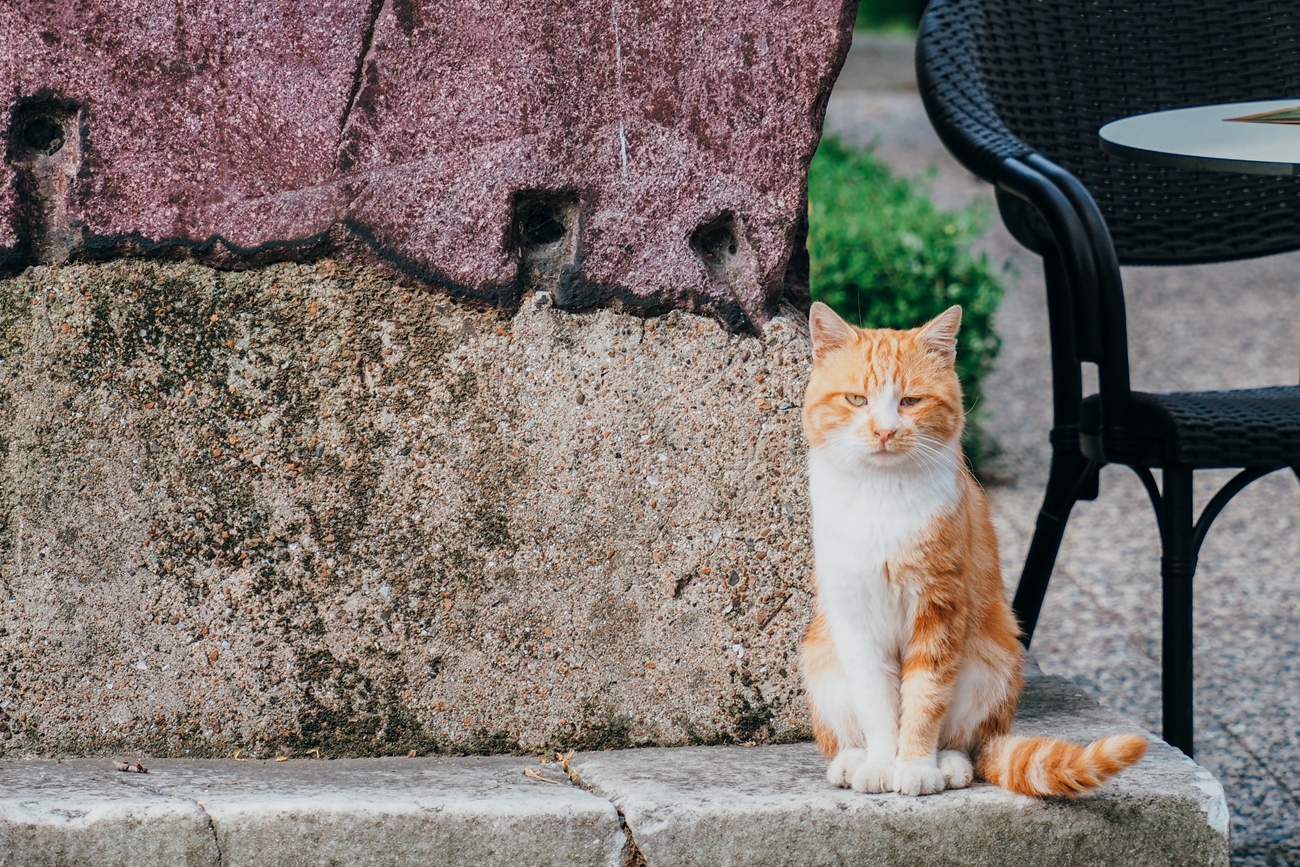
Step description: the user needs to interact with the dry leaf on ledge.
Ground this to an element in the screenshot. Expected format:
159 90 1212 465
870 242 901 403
524 767 562 785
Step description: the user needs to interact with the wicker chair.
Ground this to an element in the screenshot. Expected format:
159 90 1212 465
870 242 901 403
916 0 1300 756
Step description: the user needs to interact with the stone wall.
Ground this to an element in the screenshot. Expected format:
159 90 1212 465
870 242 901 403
1 0 856 328
0 258 815 757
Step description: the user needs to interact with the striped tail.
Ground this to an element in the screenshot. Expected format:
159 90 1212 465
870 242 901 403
975 733 1148 797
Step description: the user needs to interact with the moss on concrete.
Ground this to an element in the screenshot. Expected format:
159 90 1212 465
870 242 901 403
0 258 816 758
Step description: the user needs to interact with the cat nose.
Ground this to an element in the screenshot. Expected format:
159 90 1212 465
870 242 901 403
875 428 895 445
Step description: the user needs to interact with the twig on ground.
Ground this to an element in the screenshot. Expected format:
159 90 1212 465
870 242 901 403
757 592 792 630
524 767 563 785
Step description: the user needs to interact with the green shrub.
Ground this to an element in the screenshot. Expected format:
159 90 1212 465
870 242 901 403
807 137 1005 466
856 0 923 32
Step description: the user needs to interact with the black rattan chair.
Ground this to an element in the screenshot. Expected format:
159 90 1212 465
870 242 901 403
916 0 1300 756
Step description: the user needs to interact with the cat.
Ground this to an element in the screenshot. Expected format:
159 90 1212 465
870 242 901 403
798 302 1146 797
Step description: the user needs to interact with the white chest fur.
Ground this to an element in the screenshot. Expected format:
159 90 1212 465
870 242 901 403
807 450 959 646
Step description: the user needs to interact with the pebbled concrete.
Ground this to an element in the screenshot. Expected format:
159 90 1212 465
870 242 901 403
0 257 816 758
571 670 1230 867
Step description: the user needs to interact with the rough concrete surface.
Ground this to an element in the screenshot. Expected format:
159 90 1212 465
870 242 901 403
0 755 624 867
0 760 219 867
0 0 856 327
0 669 1227 867
571 670 1229 867
0 257 816 758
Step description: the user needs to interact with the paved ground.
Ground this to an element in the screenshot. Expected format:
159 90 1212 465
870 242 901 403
828 35 1300 867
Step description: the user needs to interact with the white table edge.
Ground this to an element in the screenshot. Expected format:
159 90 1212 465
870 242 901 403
1098 134 1298 177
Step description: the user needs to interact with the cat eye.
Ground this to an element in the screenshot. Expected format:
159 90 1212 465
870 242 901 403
900 397 921 407
845 394 866 407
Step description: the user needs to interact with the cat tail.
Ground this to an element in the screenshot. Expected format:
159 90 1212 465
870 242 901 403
974 733 1147 797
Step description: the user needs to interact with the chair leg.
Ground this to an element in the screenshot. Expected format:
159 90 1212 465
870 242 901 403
1013 448 1096 645
1160 467 1196 757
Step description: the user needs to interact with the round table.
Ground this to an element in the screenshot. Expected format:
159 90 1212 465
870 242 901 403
1099 99 1300 176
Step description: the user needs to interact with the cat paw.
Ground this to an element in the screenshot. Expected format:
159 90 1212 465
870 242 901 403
826 748 867 788
893 760 946 796
938 750 973 789
850 759 895 793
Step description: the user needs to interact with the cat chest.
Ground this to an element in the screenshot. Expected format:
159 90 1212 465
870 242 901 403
811 497 936 579
807 461 955 575
818 544 913 649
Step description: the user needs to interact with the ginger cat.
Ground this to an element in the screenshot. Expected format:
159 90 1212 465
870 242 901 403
799 303 1146 797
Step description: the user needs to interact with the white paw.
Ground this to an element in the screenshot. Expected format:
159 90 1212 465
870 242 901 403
850 759 895 793
893 760 946 796
826 749 867 788
938 750 973 789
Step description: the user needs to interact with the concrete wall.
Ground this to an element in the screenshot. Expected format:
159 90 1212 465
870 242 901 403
0 258 815 757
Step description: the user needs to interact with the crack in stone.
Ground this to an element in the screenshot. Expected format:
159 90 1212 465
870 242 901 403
108 773 223 867
562 761 647 867
197 799 224 867
614 806 648 867
337 0 389 171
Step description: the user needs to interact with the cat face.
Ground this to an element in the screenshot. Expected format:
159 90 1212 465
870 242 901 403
803 303 964 469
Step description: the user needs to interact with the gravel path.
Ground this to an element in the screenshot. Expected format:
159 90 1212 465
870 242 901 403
827 35 1300 867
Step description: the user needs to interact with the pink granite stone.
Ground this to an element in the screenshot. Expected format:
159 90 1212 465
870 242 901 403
1 0 855 327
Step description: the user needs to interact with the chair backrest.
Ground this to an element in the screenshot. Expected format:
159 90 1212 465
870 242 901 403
922 0 1300 266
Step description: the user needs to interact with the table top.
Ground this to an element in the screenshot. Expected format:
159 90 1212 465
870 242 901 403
1099 99 1300 176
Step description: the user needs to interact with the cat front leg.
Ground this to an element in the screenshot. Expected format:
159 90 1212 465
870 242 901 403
840 641 901 794
893 593 963 796
802 611 875 788
804 607 901 793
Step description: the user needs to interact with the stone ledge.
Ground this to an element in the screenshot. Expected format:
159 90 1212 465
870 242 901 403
570 669 1228 867
0 755 624 867
0 672 1228 867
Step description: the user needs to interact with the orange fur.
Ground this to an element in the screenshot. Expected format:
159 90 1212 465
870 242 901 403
975 734 1149 797
799 303 1146 797
803 610 843 758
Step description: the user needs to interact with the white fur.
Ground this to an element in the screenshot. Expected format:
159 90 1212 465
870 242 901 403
805 428 961 793
894 759 946 796
867 382 901 440
938 750 974 788
939 642 1021 750
826 747 866 787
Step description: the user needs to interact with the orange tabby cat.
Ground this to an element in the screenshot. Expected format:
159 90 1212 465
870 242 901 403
799 303 1146 797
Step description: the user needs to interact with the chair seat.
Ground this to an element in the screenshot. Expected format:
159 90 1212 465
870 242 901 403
1080 386 1300 468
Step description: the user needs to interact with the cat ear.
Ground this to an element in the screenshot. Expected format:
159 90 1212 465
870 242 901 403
808 302 856 363
918 305 962 363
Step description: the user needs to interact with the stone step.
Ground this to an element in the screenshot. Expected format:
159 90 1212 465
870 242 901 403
0 671 1227 867
574 672 1229 867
